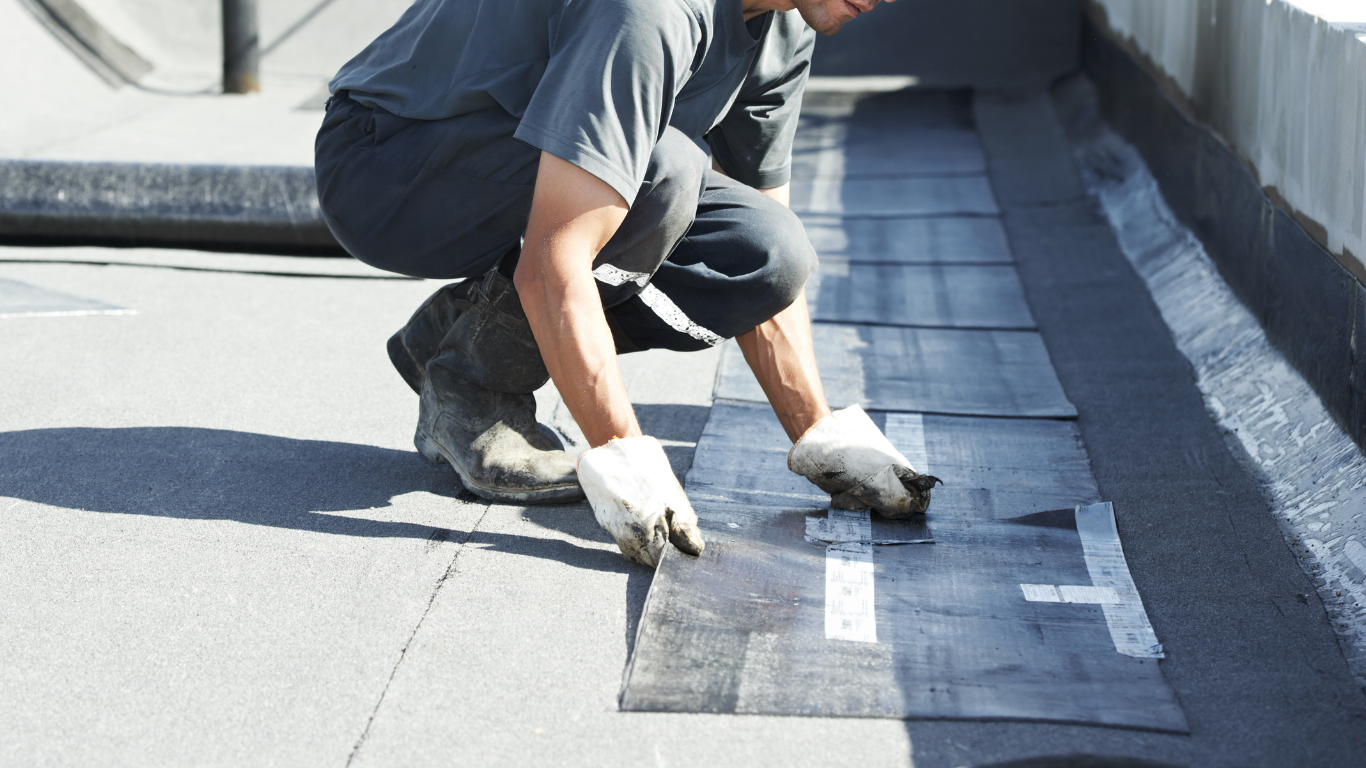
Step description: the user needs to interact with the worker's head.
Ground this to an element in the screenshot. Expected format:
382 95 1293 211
787 0 894 36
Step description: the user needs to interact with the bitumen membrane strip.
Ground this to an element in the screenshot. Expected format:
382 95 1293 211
806 262 1036 329
0 275 132 317
624 501 1184 731
713 325 1077 418
685 400 1098 517
623 88 1183 731
799 215 1014 264
789 177 1000 217
792 90 987 179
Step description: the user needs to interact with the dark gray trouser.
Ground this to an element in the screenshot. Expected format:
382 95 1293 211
315 93 816 352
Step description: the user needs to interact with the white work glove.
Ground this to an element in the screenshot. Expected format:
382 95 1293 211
788 404 941 519
578 436 705 568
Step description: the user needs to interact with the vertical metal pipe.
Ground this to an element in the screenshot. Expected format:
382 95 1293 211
222 0 260 93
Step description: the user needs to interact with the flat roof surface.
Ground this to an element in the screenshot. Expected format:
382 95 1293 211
3 8 1366 765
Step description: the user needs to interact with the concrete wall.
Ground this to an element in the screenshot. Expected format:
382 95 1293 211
810 0 1082 89
1091 0 1366 280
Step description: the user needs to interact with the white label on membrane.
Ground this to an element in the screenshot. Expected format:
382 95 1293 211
823 509 877 643
1020 583 1063 602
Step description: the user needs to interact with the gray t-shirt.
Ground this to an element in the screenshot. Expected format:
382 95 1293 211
330 0 815 203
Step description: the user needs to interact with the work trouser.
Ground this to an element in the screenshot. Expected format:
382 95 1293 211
314 93 816 352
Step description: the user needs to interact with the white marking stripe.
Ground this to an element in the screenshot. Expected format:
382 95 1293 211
0 309 137 318
592 265 723 347
1059 584 1120 603
823 509 877 643
591 264 650 287
805 75 921 93
1021 583 1063 602
636 283 724 347
1020 583 1122 604
1076 502 1165 658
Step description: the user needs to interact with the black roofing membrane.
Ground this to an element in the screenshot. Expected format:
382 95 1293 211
622 501 1186 732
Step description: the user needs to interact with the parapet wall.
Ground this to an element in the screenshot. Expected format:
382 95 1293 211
1083 1 1366 449
1090 0 1366 282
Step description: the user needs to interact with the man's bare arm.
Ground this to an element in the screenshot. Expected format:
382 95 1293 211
709 168 828 442
736 288 831 442
736 179 832 442
513 151 638 448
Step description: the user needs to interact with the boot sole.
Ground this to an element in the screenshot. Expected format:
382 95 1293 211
387 332 427 396
414 427 585 505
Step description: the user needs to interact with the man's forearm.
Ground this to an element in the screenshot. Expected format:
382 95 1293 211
737 179 828 442
736 289 832 442
701 163 828 440
516 255 639 447
514 151 638 448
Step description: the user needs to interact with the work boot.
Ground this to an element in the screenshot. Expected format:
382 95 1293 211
414 265 583 504
387 280 479 395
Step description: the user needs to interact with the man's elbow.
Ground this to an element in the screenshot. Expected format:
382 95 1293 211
512 248 548 306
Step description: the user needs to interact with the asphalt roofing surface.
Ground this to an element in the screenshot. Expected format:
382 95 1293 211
3 7 1366 762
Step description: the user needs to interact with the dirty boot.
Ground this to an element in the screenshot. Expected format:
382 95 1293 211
416 369 581 503
414 265 583 504
387 280 479 395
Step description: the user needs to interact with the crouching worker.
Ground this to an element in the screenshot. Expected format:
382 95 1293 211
315 0 936 568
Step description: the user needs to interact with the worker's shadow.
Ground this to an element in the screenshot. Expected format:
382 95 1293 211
0 410 715 654
0 425 628 570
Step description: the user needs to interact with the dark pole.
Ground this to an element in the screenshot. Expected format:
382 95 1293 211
222 0 259 93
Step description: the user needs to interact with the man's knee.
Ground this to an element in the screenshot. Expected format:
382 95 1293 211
752 201 818 312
